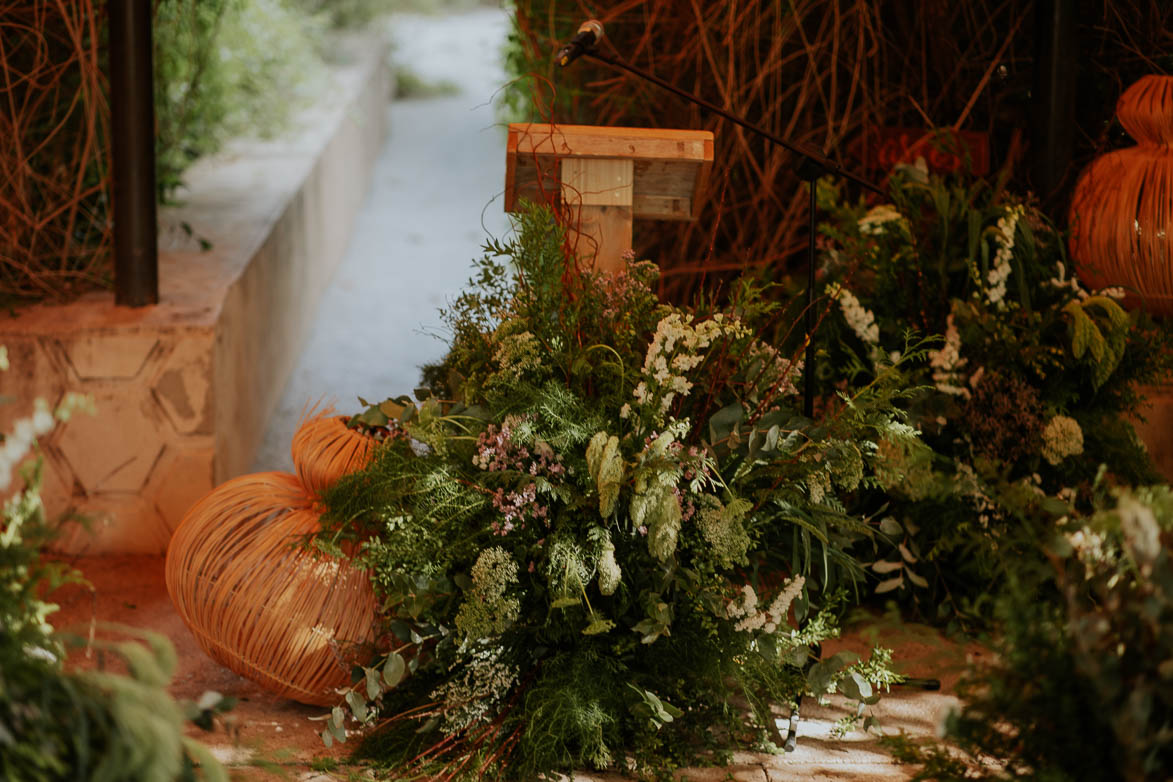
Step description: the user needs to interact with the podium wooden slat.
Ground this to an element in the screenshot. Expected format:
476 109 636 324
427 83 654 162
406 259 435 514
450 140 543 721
505 123 714 272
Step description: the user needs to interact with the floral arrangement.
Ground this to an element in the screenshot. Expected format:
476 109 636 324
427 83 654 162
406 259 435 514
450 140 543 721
812 162 1173 625
885 483 1173 781
312 205 916 778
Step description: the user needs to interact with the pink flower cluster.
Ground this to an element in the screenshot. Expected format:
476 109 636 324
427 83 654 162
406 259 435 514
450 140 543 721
473 417 564 536
490 484 549 536
472 418 565 479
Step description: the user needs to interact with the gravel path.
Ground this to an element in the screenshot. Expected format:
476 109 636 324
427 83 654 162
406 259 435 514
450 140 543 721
254 7 513 471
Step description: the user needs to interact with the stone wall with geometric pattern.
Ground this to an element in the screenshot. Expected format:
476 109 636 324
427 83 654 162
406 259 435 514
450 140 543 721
0 36 389 554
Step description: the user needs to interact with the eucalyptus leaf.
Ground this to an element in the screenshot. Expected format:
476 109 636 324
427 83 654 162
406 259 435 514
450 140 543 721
383 652 406 688
365 667 382 701
346 691 369 723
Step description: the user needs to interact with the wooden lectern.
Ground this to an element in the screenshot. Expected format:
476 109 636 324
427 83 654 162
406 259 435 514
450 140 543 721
505 124 714 272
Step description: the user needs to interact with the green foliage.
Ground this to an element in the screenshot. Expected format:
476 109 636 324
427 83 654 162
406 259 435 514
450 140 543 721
0 412 224 781
0 357 225 780
885 485 1173 781
812 164 1173 625
285 0 395 29
316 202 911 777
153 0 329 202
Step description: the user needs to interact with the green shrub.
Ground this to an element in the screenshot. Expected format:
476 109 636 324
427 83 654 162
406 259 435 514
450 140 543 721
312 204 907 778
886 485 1173 781
0 362 224 781
153 0 328 201
812 162 1173 627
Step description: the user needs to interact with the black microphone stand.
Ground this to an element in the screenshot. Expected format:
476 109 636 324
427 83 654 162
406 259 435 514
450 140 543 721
583 47 883 420
576 45 940 751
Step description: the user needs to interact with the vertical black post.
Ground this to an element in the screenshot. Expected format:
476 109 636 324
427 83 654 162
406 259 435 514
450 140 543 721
1031 0 1078 210
109 0 158 307
801 167 818 420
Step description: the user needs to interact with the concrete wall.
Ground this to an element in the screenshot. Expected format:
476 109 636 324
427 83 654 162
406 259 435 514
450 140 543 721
0 38 390 554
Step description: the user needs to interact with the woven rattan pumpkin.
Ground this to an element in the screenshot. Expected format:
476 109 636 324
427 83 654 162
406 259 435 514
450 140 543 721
1070 75 1173 315
291 412 377 495
165 471 376 706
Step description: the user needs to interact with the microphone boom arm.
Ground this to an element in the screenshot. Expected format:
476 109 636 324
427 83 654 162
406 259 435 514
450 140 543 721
583 48 883 196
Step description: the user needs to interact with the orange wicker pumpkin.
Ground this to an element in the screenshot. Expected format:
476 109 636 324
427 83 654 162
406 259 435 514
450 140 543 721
1069 75 1173 315
165 471 376 706
291 413 377 496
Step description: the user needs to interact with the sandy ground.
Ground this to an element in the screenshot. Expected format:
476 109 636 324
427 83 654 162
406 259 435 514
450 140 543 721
50 553 974 781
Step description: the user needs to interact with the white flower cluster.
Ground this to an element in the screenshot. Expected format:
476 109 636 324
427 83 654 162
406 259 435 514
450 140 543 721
1117 495 1162 572
857 204 907 236
430 646 518 735
633 312 748 423
985 205 1024 307
1040 415 1084 466
0 355 91 492
745 341 802 398
1067 526 1109 572
829 284 879 345
727 576 805 634
1047 261 1125 301
927 314 969 398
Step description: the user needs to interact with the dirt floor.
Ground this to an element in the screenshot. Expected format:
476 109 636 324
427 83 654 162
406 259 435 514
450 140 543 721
49 553 978 781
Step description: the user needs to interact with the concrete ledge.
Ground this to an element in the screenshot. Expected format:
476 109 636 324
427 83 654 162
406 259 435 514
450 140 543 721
0 37 390 554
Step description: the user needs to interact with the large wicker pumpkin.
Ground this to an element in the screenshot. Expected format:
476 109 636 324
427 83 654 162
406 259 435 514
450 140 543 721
291 413 377 496
165 472 376 706
1069 75 1173 315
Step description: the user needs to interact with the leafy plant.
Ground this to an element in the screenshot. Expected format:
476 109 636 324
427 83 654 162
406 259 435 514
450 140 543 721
0 359 224 781
885 484 1173 781
153 0 329 202
312 203 916 778
812 162 1173 627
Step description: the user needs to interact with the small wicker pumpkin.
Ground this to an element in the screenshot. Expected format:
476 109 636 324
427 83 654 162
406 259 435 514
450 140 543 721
165 471 376 706
1069 75 1173 315
291 412 377 495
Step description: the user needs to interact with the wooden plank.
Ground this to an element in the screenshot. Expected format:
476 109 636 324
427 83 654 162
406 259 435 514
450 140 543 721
511 123 713 163
505 124 715 223
561 158 634 272
561 158 634 207
633 194 691 220
566 204 634 273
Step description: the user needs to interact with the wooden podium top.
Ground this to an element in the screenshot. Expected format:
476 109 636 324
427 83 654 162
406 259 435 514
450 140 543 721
505 123 714 221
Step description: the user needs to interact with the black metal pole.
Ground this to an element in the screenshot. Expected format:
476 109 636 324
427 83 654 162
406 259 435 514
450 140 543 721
1031 0 1078 211
583 48 882 420
803 170 816 419
109 0 159 307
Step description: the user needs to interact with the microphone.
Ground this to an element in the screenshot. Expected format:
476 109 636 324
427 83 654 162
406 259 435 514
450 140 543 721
556 20 604 68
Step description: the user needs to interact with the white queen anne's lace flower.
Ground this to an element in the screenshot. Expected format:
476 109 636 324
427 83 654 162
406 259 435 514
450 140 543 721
857 204 907 235
1040 415 1084 466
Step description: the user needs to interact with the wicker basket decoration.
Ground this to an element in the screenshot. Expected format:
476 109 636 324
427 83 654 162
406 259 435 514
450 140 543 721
291 413 377 496
165 471 376 706
1069 75 1173 315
